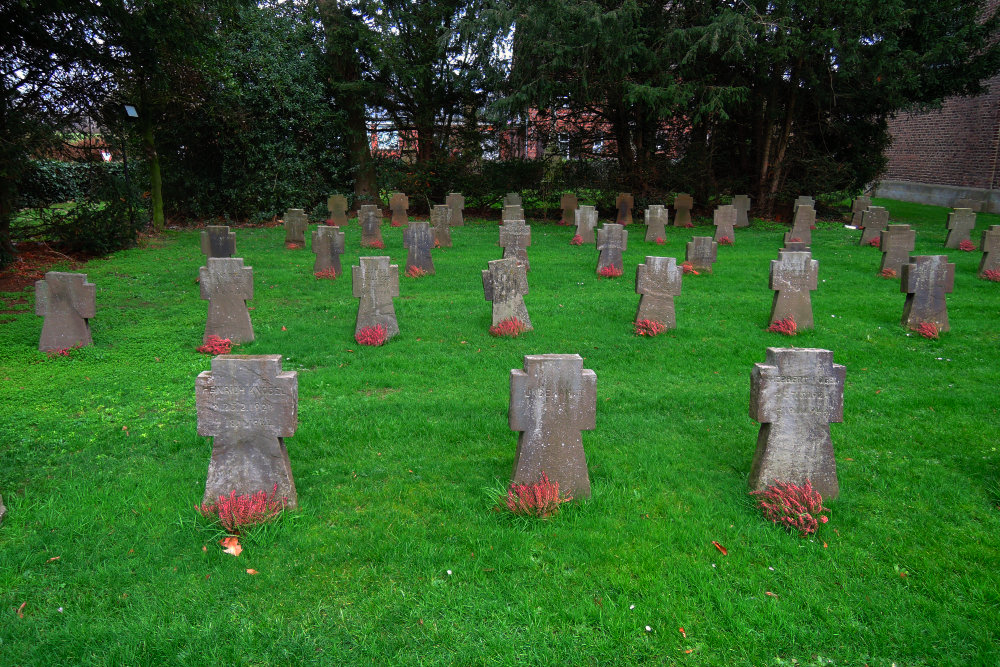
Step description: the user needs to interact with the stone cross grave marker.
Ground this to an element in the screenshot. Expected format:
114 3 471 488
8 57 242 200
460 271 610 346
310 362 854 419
200 257 254 343
359 204 383 246
509 354 596 500
483 257 531 329
635 256 681 328
713 205 737 243
878 225 915 276
673 193 694 227
859 206 889 245
769 250 818 329
615 193 634 225
284 209 307 247
196 354 299 508
955 197 982 212
685 237 717 273
353 256 400 339
901 255 954 332
644 205 668 241
327 194 348 225
979 225 1000 277
793 195 815 217
748 347 845 499
502 204 524 221
201 225 235 259
574 205 598 244
403 221 435 274
944 208 976 249
733 194 751 228
504 192 522 207
431 204 452 247
312 225 346 276
389 192 409 227
499 219 531 270
786 205 814 245
850 195 871 227
446 192 465 226
560 193 578 225
596 223 628 273
35 271 95 351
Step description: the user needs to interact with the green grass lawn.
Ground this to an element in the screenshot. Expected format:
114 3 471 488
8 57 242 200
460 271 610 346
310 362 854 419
1 198 998 665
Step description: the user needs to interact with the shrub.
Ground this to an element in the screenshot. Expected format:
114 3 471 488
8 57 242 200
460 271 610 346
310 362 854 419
717 236 733 245
597 265 623 278
196 335 233 355
958 240 976 251
355 323 388 346
681 261 700 275
405 265 428 278
983 268 1000 282
767 316 797 336
867 237 880 248
489 317 527 337
569 234 583 245
362 239 385 250
879 268 897 279
314 268 338 280
750 480 829 537
915 321 939 339
634 319 666 336
196 484 286 535
502 472 571 518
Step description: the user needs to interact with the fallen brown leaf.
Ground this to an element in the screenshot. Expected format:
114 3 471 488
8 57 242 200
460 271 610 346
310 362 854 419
220 536 242 557
46 556 60 563
679 627 686 638
246 568 258 575
712 541 728 556
17 602 26 618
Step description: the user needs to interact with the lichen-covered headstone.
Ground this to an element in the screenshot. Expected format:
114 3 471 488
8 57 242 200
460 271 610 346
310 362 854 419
403 221 435 274
850 195 871 227
901 255 955 332
312 225 346 276
733 194 751 228
596 223 627 273
859 207 889 245
200 258 254 343
201 225 235 259
389 192 409 227
35 271 95 351
644 205 668 241
502 205 524 221
944 208 976 249
879 225 915 275
483 257 531 329
979 225 1000 277
685 237 717 273
446 192 465 226
499 219 531 270
509 354 596 500
574 205 598 244
284 209 307 247
615 193 634 225
327 195 348 226
749 347 844 499
353 256 400 338
713 205 737 243
504 192 522 207
635 256 681 328
673 193 694 227
431 204 452 247
196 354 299 508
359 204 384 247
785 205 814 244
559 193 578 226
769 250 818 329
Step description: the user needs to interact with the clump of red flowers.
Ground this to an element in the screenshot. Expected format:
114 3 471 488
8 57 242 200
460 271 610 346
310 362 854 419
915 321 939 339
879 268 897 279
362 239 385 249
502 472 571 518
489 317 527 338
655 237 666 245
314 268 338 280
717 236 733 246
787 237 802 243
45 343 83 359
570 234 583 245
982 268 1000 282
284 242 304 250
196 335 233 355
681 261 700 275
197 484 286 535
958 240 976 252
355 323 388 346
867 237 880 248
405 265 428 278
750 480 829 537
767 316 797 336
634 319 666 337
597 265 623 278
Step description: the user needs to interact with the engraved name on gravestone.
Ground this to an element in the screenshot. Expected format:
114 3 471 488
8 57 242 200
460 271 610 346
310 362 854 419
353 256 400 338
389 192 409 227
859 207 889 245
644 205 668 241
879 225 915 275
979 225 1000 276
596 223 628 273
635 256 681 328
901 255 955 332
499 219 531 270
284 209 307 247
575 205 598 244
786 205 814 245
196 354 298 508
403 221 435 274
733 194 751 228
201 225 235 259
673 193 694 227
200 257 254 343
749 347 845 499
35 271 95 351
851 195 871 227
504 192 522 207
509 354 596 500
502 205 525 221
483 257 531 328
560 193 578 226
446 192 465 226
615 193 634 225
359 204 383 246
327 194 348 226
944 208 976 249
312 225 346 276
685 237 717 273
770 250 818 329
431 204 452 248
713 205 737 243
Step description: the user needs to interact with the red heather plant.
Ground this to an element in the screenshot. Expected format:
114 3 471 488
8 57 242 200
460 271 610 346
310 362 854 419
355 324 388 346
879 268 898 279
958 240 976 252
634 319 666 337
655 237 666 245
681 261 700 275
597 265 623 278
717 236 733 246
750 480 829 537
867 237 881 248
915 321 939 339
767 316 798 336
362 239 385 249
787 237 802 243
196 483 286 535
196 335 233 355
983 268 1000 282
405 265 428 278
569 234 583 245
45 343 83 359
284 242 304 250
314 268 338 280
489 317 527 337
503 472 571 518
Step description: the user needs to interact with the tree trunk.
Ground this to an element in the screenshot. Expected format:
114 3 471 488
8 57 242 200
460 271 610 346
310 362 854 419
140 119 163 231
0 176 17 268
